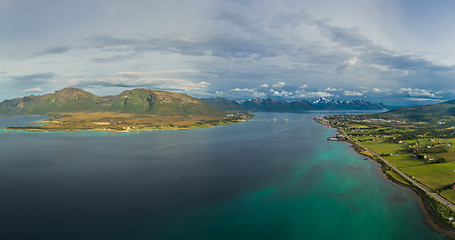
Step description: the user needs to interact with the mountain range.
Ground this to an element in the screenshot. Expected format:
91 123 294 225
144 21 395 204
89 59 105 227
2 87 454 129
0 88 224 117
202 97 395 112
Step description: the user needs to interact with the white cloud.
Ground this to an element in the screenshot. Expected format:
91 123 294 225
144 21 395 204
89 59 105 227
114 72 151 78
346 57 357 66
325 87 342 92
228 87 266 98
309 91 334 98
254 92 266 98
370 64 390 72
369 64 411 76
336 57 357 74
230 88 256 92
406 98 444 102
297 91 334 98
343 90 363 96
399 88 439 98
271 90 293 97
272 81 286 88
260 84 269 88
199 81 210 85
114 70 197 78
66 78 84 86
152 70 198 74
299 84 309 89
371 88 393 95
23 87 43 92
372 88 382 93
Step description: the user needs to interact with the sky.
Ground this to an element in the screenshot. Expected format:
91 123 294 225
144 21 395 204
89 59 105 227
1 0 455 105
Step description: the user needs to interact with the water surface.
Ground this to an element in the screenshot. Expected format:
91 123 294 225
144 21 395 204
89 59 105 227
0 113 446 239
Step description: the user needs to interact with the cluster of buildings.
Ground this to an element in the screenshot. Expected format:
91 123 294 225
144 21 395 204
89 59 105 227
327 135 347 141
358 118 407 124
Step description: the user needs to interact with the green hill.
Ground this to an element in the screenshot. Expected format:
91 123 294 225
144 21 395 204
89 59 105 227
202 97 245 112
0 88 252 132
370 100 455 123
0 88 225 117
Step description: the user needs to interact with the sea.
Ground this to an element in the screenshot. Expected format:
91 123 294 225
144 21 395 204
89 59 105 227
0 112 448 239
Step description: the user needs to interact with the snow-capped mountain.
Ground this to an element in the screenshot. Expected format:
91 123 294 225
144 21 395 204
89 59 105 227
202 97 395 112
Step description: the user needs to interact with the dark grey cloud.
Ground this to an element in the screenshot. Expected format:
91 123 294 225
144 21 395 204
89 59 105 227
364 51 453 72
87 35 138 49
36 46 72 56
3 1 455 105
316 20 371 48
86 34 284 60
10 72 56 83
92 54 135 63
70 80 135 89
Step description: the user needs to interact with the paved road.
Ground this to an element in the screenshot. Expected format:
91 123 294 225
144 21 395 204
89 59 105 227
339 128 455 212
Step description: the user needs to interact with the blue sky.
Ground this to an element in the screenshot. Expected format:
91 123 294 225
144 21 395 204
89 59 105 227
1 0 455 105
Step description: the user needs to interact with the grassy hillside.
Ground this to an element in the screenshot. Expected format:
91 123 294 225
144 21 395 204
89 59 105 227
0 88 247 132
0 88 106 114
371 100 455 123
202 97 245 112
0 88 225 117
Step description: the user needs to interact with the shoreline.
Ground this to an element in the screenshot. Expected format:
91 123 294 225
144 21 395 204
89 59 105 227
379 162 455 239
1 114 254 133
330 124 455 239
2 121 244 133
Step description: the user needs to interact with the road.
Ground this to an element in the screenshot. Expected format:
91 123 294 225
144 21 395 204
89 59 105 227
339 128 455 212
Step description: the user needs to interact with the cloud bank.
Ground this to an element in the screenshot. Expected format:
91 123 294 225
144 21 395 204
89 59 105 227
1 0 455 105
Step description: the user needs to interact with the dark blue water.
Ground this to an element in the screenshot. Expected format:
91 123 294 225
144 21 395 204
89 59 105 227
0 113 446 239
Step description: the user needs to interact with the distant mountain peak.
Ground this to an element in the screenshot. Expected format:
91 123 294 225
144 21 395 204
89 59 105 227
203 97 393 112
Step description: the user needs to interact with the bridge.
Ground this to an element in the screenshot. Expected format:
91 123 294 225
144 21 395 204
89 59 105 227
248 118 305 123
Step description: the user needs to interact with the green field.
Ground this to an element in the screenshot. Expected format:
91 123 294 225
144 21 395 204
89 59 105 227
326 116 455 206
360 141 404 155
384 155 425 168
350 133 455 192
317 102 455 227
441 190 455 204
404 162 455 190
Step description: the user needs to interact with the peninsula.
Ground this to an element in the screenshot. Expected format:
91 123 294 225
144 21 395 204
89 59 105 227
0 88 252 132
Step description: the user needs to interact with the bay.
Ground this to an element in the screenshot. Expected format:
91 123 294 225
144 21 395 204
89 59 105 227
0 113 446 239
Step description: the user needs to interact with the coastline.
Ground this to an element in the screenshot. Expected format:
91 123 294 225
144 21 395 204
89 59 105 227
2 121 247 133
380 162 455 239
1 113 254 133
330 123 455 239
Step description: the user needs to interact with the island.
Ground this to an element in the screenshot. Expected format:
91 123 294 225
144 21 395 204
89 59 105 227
0 88 253 132
315 99 455 235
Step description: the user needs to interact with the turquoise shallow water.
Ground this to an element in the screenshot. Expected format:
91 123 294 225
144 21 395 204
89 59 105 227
0 113 447 239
